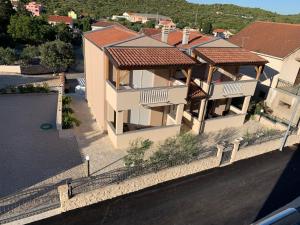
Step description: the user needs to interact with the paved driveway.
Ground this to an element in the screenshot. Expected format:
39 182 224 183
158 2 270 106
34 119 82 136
0 94 82 197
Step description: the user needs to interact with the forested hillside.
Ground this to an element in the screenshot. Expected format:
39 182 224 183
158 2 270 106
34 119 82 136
40 0 300 32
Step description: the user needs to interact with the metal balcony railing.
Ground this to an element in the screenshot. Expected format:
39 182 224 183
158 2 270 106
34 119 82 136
276 79 300 96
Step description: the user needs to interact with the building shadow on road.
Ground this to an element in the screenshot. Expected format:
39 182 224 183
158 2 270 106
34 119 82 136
254 144 300 222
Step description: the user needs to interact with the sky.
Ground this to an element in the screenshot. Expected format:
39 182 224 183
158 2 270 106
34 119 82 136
188 0 300 15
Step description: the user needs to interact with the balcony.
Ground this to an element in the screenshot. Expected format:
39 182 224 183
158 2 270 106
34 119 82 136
106 80 188 111
276 79 300 96
199 79 257 100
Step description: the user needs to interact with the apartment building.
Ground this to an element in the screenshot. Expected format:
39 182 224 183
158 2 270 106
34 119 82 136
48 15 74 28
83 26 196 148
230 21 300 124
147 27 268 133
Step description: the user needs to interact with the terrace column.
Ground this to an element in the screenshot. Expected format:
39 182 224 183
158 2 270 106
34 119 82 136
175 104 185 125
115 110 124 135
242 96 251 114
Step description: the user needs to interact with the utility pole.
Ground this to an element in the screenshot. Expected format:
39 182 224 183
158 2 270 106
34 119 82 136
279 98 300 151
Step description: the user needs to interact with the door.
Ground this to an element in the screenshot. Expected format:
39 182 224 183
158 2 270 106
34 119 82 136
129 70 153 126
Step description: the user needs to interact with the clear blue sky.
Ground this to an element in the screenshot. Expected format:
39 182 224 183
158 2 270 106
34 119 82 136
188 0 300 15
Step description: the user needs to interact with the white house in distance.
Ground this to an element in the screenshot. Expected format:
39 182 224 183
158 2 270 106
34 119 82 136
230 21 300 124
213 29 233 39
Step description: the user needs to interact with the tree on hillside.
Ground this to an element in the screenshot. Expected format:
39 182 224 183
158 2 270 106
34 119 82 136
8 15 56 45
202 21 213 34
0 47 17 65
77 17 92 32
40 40 74 75
0 0 14 33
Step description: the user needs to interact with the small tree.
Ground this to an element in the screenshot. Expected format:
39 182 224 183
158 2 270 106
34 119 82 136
124 139 153 167
54 23 73 43
20 45 40 65
0 47 17 65
202 21 213 34
40 40 74 75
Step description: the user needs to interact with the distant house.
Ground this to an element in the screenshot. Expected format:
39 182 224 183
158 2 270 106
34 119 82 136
230 21 300 124
156 19 176 30
10 0 19 11
91 20 123 31
212 29 233 39
68 10 77 20
123 12 171 24
48 15 74 28
25 1 43 16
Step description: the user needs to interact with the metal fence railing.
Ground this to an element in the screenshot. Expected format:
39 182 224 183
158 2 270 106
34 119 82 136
261 112 298 128
276 79 300 96
70 148 217 196
0 184 61 224
239 131 285 149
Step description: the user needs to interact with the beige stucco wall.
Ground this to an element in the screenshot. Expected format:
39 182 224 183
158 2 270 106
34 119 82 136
107 121 181 148
280 49 300 84
203 114 246 133
0 65 21 74
84 38 107 130
266 88 300 124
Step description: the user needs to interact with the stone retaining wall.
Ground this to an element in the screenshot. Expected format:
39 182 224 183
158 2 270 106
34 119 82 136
59 147 224 212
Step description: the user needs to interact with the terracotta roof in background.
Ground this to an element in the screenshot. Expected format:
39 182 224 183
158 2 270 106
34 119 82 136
194 47 268 66
229 21 300 58
151 30 214 49
84 26 138 48
105 47 196 70
48 15 73 24
92 20 121 27
213 29 225 33
140 28 161 36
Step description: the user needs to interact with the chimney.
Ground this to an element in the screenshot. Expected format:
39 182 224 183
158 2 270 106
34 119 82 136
161 26 169 43
182 27 190 45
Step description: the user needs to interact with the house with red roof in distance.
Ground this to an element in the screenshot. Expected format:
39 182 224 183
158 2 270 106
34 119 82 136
91 20 124 31
83 24 268 147
212 29 233 39
230 21 300 125
156 19 176 30
122 12 171 24
48 15 74 28
25 1 43 16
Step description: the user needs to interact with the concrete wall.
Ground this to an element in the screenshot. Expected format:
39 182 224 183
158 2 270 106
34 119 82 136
0 65 21 74
266 88 300 124
84 38 107 130
234 134 300 162
255 115 287 131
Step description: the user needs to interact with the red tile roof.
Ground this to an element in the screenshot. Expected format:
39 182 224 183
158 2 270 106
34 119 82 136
213 29 226 33
105 47 196 70
188 81 206 99
194 47 268 66
152 30 214 49
140 28 161 36
92 20 121 27
84 26 138 48
48 15 73 24
229 21 300 58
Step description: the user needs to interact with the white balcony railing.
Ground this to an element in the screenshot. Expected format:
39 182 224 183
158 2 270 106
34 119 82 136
140 89 168 104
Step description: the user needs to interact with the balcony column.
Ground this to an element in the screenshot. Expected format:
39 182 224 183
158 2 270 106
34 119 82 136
175 104 184 125
115 110 123 135
198 99 207 122
242 96 251 114
255 65 264 81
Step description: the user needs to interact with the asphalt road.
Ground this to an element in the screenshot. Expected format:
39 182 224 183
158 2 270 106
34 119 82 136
31 146 300 225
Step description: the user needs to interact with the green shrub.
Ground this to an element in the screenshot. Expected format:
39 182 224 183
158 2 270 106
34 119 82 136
124 139 153 167
62 112 80 129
